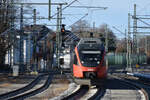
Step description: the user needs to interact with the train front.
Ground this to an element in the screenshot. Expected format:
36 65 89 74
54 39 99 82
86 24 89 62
73 38 107 85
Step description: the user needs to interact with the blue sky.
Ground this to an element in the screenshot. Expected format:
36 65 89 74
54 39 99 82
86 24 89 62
26 0 150 38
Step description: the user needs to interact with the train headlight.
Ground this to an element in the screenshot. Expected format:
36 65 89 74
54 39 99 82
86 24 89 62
97 61 100 64
95 58 97 60
81 61 84 64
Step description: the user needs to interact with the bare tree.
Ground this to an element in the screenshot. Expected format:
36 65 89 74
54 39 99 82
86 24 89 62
71 22 116 52
0 0 23 65
97 24 117 52
115 39 126 53
71 20 90 38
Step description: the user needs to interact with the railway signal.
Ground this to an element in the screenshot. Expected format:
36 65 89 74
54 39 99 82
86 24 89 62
61 24 66 34
61 24 66 47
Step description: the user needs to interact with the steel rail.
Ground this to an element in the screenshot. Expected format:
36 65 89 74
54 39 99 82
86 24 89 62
62 85 89 100
112 75 149 100
124 74 150 100
0 73 48 100
8 73 53 100
88 87 105 100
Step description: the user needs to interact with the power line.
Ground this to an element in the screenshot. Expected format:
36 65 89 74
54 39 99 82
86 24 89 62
69 13 88 27
2 2 67 5
50 0 78 18
69 6 108 9
131 15 150 27
112 26 126 36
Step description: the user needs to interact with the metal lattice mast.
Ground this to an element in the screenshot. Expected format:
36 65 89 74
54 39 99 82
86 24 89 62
145 36 148 55
33 9 36 25
125 29 128 70
48 0 51 20
105 25 108 53
125 29 127 51
127 13 132 72
10 0 15 66
105 24 108 55
19 4 24 68
59 4 62 48
92 22 95 33
56 6 60 68
133 4 138 54
27 33 31 70
105 24 108 69
56 3 65 68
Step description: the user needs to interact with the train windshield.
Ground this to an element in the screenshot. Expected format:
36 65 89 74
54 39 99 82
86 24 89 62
79 49 103 67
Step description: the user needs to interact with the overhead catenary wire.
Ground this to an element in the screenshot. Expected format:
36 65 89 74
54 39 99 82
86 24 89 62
69 13 88 27
131 15 150 27
50 0 78 19
69 6 107 9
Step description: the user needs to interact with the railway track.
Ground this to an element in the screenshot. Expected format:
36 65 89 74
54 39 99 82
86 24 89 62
60 84 105 100
88 87 105 100
60 75 149 100
0 73 53 100
62 85 89 100
112 74 149 100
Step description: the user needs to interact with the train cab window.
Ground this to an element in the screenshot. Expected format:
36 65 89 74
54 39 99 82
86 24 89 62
84 41 97 44
79 50 103 67
81 51 101 54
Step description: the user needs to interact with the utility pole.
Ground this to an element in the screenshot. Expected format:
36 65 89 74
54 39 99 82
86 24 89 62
33 30 37 73
126 28 129 71
56 7 60 68
19 4 24 71
125 29 128 71
125 29 127 51
55 3 66 68
27 32 31 71
33 9 36 25
127 13 132 72
145 36 148 55
44 36 47 70
93 22 95 33
133 4 138 54
105 25 108 69
48 0 51 20
10 0 15 67
59 4 62 26
105 25 108 52
59 4 63 48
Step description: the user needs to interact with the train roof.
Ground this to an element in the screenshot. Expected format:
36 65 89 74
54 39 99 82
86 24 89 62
78 38 102 45
77 38 104 50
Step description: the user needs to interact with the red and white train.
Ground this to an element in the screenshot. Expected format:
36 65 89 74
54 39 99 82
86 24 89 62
71 38 107 85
